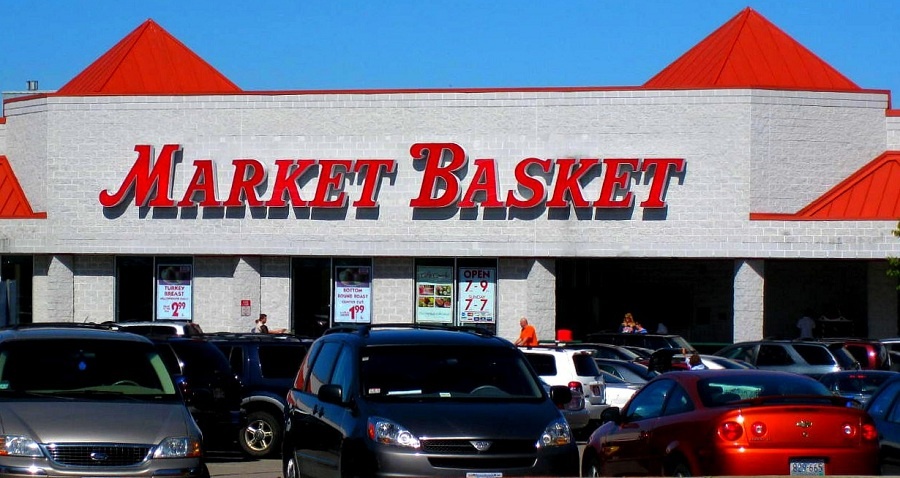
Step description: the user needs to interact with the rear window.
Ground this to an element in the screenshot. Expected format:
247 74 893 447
572 353 602 377
698 374 829 407
793 344 835 366
524 353 557 376
826 344 861 370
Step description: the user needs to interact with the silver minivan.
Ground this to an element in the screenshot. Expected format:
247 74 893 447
0 325 209 477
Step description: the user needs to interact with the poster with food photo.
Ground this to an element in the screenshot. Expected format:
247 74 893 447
415 265 453 323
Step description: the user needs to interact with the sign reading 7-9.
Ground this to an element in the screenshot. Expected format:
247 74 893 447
458 268 496 324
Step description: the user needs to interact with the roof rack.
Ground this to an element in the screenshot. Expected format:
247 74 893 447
1 322 113 331
322 323 495 338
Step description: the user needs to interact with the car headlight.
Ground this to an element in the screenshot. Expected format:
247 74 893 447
0 435 41 457
537 418 572 448
367 417 421 449
154 437 202 458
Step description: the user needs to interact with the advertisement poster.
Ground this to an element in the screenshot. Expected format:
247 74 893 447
156 264 192 320
334 266 372 323
416 266 454 324
457 267 496 325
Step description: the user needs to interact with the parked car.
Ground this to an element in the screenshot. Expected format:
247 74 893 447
695 354 756 370
594 358 658 385
282 324 580 478
819 338 890 370
582 369 879 476
584 331 694 351
600 371 641 409
560 342 643 361
541 378 590 432
715 339 859 378
818 370 898 406
864 372 900 474
112 320 205 337
0 325 209 477
520 346 608 425
205 333 313 458
148 336 244 451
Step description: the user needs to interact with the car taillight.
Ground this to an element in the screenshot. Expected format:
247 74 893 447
718 421 743 441
568 381 583 395
862 423 878 442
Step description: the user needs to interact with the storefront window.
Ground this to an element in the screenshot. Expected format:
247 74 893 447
414 258 498 332
116 256 192 322
0 256 33 325
333 258 373 324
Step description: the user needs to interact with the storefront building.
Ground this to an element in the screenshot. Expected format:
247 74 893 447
1 8 899 345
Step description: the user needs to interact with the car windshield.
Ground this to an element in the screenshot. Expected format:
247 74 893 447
0 339 177 398
360 345 543 400
698 374 831 407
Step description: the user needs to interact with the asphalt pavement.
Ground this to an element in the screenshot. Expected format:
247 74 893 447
206 444 591 478
207 451 282 478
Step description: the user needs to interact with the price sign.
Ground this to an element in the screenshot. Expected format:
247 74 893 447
334 266 372 323
457 267 496 324
156 264 192 320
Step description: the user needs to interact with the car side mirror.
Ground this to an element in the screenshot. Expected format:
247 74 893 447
600 406 622 424
548 385 572 406
318 384 345 405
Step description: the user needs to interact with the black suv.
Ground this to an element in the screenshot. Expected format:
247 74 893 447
204 333 313 458
148 336 244 451
282 324 579 478
585 331 694 351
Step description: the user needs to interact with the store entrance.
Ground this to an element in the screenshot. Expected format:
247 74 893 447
555 259 735 345
291 258 332 338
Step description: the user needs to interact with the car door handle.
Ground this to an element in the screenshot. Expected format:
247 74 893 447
639 430 650 440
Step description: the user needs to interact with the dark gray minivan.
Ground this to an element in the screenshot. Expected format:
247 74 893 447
283 324 579 477
0 325 209 477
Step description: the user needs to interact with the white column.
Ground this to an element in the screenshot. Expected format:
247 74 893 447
868 261 899 338
733 259 765 343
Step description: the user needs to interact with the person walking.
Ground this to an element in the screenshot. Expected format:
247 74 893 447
252 313 286 334
514 317 538 347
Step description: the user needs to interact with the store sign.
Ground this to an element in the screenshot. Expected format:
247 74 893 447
334 266 372 324
457 267 496 325
156 264 192 320
99 143 684 211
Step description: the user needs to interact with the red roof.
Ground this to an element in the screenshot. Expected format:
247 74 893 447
0 156 46 219
644 7 860 91
56 19 240 95
751 152 900 220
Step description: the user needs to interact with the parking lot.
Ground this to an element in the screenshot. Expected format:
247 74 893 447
206 445 591 478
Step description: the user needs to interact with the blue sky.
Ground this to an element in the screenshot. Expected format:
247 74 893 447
2 1 899 96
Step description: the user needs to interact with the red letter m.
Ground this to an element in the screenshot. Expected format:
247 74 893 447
99 144 181 207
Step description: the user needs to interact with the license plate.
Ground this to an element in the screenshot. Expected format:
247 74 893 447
467 474 502 478
790 459 825 476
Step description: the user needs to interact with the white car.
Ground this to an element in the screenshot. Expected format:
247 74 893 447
522 346 607 424
109 320 204 337
599 371 641 408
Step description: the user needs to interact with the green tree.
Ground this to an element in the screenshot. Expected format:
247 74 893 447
889 221 900 289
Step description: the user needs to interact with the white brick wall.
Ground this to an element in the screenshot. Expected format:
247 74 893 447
1 89 896 259
2 88 898 333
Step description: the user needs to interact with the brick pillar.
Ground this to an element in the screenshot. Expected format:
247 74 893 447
733 259 764 343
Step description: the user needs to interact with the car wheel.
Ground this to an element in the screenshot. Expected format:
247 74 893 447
284 455 300 478
240 410 282 458
581 449 602 477
669 461 692 477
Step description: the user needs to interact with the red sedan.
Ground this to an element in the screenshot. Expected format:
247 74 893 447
582 369 878 476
